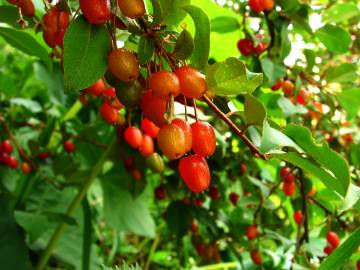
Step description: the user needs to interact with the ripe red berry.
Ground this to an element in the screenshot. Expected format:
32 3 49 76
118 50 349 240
85 79 106 96
281 80 295 96
42 8 59 30
154 185 166 200
102 88 123 109
140 90 167 127
240 163 247 174
191 219 198 233
246 225 258 240
124 127 143 149
356 260 360 270
141 118 160 138
174 66 208 99
100 101 119 125
229 192 240 205
131 168 142 181
43 30 57 48
324 245 334 255
108 48 139 82
139 135 154 157
284 173 295 183
18 0 35 17
21 162 31 174
327 231 340 248
124 156 135 171
249 0 263 12
63 140 76 153
271 80 282 91
296 88 310 105
196 243 206 257
293 210 303 225
38 152 51 160
1 140 13 154
263 0 275 11
157 124 187 160
0 152 9 164
79 0 111 24
280 167 291 179
7 156 18 169
150 70 180 99
191 121 216 157
255 42 267 55
178 154 211 193
283 181 296 196
194 198 204 207
209 186 220 200
250 249 262 265
117 0 145 19
171 118 192 152
237 38 255 56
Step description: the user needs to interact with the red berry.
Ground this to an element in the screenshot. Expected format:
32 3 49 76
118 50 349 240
63 140 76 153
293 210 303 225
246 225 258 240
296 88 310 105
283 181 296 196
140 90 167 127
237 38 255 56
38 152 51 160
154 185 166 200
18 0 35 17
255 42 267 55
271 80 282 91
131 168 142 181
194 198 204 207
209 186 220 200
281 80 295 96
250 249 262 265
150 70 180 99
139 135 154 157
7 156 18 169
284 173 295 183
191 219 198 233
124 156 135 171
117 0 145 19
356 260 360 270
263 0 275 11
100 101 119 125
85 79 106 96
157 124 187 160
42 8 60 30
229 192 240 205
327 231 340 248
102 88 123 109
174 66 208 99
324 245 334 255
108 48 139 82
178 154 210 193
79 0 111 24
141 118 160 138
0 152 9 164
21 162 31 174
191 121 216 157
280 167 291 178
1 140 13 154
43 30 57 48
124 127 143 149
196 243 206 257
240 163 247 174
249 0 264 12
171 118 192 152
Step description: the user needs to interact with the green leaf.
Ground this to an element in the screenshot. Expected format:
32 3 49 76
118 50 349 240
100 263 142 270
164 201 193 237
0 196 32 270
63 15 111 93
277 96 308 117
322 3 360 23
260 120 302 154
260 58 287 86
183 5 210 70
0 26 51 69
10 98 42 113
174 29 194 60
101 168 155 237
304 49 315 72
206 57 263 97
325 64 357 83
282 125 350 196
336 88 360 120
138 36 154 64
150 0 163 25
279 25 291 61
340 184 360 212
315 24 352 54
210 16 240 33
244 94 266 126
319 226 360 270
159 0 190 26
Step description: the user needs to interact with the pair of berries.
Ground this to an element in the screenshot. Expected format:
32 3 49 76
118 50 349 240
324 231 340 255
280 167 296 196
7 0 35 17
0 139 31 174
237 38 267 57
124 126 155 157
80 0 145 25
249 0 274 13
42 6 70 49
271 80 295 96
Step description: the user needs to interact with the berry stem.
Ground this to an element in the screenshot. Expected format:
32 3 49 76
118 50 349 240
299 169 309 244
202 95 267 160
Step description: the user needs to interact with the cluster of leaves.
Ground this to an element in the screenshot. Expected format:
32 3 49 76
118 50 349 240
0 0 359 269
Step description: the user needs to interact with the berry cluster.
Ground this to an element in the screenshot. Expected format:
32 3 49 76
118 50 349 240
237 38 267 57
0 139 31 174
324 231 340 255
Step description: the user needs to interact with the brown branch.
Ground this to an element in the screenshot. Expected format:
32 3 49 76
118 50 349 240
202 95 267 160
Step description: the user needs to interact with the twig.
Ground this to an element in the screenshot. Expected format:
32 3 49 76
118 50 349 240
202 95 267 160
298 169 309 244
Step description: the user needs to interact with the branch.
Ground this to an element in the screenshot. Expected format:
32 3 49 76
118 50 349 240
298 169 309 244
202 95 267 160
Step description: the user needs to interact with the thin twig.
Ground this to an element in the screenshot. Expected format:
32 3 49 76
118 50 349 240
298 169 309 244
202 95 267 160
